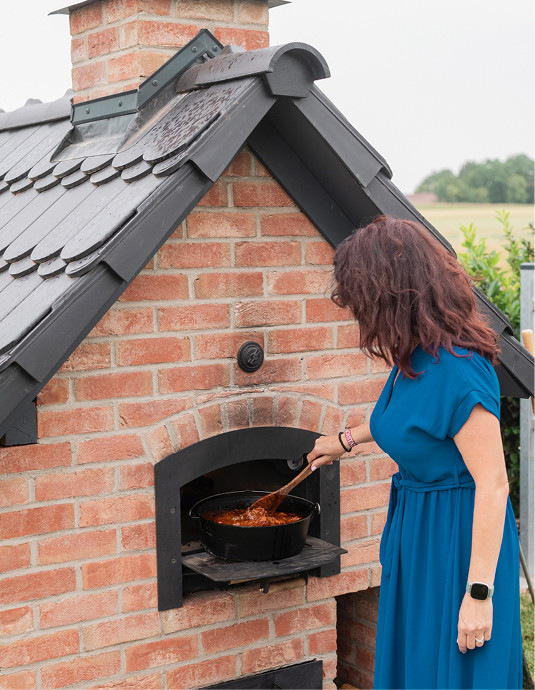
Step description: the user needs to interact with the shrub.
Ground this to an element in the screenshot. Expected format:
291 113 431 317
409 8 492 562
457 211 534 516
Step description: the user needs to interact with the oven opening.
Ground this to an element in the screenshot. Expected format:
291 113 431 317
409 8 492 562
154 426 343 610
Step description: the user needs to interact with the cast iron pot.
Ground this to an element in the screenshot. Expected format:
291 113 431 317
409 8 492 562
189 490 320 562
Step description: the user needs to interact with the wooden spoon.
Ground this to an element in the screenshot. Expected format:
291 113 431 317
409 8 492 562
247 457 314 514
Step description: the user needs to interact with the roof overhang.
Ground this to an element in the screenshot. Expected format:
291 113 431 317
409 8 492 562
50 0 289 15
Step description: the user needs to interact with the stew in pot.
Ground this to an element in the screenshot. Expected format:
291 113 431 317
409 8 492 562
202 505 302 527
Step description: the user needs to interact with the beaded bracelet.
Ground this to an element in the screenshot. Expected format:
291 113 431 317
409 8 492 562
344 427 357 449
338 431 351 453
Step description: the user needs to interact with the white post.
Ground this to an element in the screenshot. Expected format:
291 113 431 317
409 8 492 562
520 262 534 575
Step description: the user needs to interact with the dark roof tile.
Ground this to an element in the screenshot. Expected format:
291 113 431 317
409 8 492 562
80 153 115 174
65 247 105 277
30 178 122 263
5 121 71 184
38 257 67 278
9 177 35 194
121 159 153 182
0 127 40 172
60 173 160 261
53 158 84 178
9 256 38 277
0 127 45 178
34 174 61 192
0 272 73 356
61 169 89 188
4 180 94 262
90 165 121 185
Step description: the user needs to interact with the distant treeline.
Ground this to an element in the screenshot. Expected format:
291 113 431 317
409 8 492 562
416 154 534 204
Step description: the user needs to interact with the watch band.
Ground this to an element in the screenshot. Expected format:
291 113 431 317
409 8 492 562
466 581 494 600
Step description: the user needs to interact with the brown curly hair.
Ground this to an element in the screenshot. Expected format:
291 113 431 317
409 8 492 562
332 216 499 377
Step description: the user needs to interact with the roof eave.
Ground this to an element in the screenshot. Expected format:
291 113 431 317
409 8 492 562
50 0 289 14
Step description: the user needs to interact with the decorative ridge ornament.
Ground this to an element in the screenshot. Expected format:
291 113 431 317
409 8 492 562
178 42 330 98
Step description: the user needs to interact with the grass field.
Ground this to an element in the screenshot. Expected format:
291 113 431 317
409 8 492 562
413 203 534 256
521 592 534 680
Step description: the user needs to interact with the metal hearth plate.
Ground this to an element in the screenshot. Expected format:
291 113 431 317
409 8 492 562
182 537 346 583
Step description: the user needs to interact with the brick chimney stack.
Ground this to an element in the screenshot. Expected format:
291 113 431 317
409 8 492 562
66 0 272 102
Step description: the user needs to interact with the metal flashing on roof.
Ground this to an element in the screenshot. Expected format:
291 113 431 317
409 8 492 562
71 30 224 126
71 90 138 126
137 31 223 108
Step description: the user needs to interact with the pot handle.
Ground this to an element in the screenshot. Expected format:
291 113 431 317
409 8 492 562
313 502 321 516
188 504 200 520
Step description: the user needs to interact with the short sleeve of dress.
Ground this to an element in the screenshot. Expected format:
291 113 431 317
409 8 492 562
446 352 500 438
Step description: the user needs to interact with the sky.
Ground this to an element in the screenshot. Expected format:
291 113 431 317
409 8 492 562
0 0 533 194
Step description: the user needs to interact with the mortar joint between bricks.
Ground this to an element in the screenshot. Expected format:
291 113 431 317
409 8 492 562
246 397 253 427
75 562 83 594
317 402 327 434
29 537 39 568
165 419 180 451
113 404 121 432
112 464 120 493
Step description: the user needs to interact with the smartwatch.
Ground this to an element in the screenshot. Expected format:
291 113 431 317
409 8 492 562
466 581 494 600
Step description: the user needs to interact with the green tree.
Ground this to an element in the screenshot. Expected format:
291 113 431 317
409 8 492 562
504 154 534 203
416 169 456 199
506 174 529 204
415 155 534 204
457 211 534 515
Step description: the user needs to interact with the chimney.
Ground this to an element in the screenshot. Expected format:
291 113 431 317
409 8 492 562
56 0 278 102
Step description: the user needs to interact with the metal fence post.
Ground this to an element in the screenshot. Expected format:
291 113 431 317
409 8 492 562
520 262 534 575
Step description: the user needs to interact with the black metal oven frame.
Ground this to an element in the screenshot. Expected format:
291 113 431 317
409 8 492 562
202 659 323 689
154 426 341 610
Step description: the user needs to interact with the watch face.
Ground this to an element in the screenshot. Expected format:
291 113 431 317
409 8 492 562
470 583 489 600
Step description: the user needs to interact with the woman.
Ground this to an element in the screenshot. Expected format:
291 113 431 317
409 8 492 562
307 216 522 689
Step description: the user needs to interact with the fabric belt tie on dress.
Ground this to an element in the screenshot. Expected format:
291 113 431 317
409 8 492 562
379 471 475 577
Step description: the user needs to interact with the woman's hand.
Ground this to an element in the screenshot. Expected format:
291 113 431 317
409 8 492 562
307 434 345 471
307 423 373 471
457 593 492 653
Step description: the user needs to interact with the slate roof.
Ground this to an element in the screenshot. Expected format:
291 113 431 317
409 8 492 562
0 30 532 441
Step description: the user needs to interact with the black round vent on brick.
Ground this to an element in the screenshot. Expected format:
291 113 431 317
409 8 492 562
237 341 264 372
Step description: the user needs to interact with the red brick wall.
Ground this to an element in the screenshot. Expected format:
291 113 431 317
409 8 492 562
70 0 270 101
337 587 380 689
0 149 394 688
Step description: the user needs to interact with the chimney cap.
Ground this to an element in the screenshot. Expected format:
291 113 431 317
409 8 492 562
50 0 289 15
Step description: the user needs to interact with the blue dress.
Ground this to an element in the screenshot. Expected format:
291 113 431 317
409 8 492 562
370 345 522 689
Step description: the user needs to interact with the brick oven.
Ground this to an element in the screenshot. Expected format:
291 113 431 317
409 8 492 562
0 2 531 689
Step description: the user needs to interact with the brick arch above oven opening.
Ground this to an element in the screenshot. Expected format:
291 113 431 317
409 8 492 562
141 390 364 465
154 425 342 611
